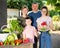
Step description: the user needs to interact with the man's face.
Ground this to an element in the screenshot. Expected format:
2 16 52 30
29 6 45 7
32 4 38 11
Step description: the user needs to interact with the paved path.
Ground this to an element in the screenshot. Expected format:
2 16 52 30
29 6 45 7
37 31 60 48
51 34 60 48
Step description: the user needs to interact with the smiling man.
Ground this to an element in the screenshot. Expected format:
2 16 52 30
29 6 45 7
28 2 41 48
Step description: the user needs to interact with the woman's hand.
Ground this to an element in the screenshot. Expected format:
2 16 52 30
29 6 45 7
37 24 41 31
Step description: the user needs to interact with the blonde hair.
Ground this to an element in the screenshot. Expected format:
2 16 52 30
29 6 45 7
21 5 29 11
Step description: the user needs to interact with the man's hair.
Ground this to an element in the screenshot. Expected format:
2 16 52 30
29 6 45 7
32 2 38 5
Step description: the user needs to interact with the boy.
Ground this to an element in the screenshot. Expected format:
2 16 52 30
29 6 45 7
23 17 38 44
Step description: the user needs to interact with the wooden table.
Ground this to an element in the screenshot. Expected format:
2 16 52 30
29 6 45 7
0 43 33 48
50 31 60 34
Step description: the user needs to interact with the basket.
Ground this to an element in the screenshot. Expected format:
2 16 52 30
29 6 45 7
0 25 9 42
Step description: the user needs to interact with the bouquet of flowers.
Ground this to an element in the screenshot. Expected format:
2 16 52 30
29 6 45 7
40 21 47 32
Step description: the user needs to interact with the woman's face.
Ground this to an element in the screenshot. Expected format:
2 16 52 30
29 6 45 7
22 8 28 15
41 8 47 16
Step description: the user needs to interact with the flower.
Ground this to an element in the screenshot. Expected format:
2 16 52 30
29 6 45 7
40 22 47 32
41 22 47 26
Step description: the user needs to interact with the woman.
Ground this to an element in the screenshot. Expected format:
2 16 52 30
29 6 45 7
17 5 29 39
17 5 29 27
36 6 53 48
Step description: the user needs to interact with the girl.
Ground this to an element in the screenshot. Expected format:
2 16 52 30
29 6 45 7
36 6 53 48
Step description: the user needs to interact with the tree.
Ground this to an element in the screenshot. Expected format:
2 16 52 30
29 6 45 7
46 0 60 12
7 0 44 10
45 0 60 16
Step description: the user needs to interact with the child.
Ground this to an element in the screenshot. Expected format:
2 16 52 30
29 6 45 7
23 17 38 44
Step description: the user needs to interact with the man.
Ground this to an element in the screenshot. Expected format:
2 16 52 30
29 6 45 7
28 2 41 48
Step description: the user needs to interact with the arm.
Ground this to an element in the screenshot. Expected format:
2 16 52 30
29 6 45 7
37 23 41 31
23 33 26 40
36 18 41 31
22 28 26 40
49 20 54 30
34 27 38 37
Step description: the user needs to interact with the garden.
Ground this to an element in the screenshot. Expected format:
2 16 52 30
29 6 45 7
0 0 60 48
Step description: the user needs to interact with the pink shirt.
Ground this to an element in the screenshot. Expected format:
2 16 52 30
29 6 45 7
23 25 37 43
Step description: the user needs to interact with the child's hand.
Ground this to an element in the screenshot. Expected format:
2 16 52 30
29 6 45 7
37 31 41 39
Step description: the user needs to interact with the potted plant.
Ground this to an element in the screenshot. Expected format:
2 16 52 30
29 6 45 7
10 20 23 39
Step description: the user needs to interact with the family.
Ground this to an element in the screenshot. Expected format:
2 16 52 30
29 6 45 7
18 2 53 48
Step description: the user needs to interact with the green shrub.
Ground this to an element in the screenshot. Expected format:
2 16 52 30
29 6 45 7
10 20 23 34
52 15 60 21
7 0 44 10
53 22 60 31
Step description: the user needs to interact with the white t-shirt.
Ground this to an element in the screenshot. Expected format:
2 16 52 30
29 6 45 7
36 16 52 31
